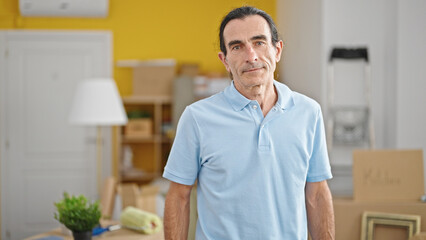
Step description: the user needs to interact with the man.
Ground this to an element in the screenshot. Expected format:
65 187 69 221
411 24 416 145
163 6 335 240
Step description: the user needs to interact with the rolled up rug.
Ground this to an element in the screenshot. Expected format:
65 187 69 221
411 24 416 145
120 206 163 234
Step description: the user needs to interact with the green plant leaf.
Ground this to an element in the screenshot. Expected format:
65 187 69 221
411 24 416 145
53 192 101 232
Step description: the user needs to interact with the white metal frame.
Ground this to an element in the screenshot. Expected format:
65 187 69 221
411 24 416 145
326 59 375 150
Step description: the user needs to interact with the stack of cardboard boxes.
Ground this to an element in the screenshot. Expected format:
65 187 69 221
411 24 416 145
334 149 426 240
123 59 176 138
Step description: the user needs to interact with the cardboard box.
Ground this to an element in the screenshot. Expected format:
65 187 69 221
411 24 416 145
410 233 426 240
179 63 199 77
353 149 425 202
100 177 116 219
334 198 426 240
133 59 176 96
136 185 159 214
125 119 152 137
118 183 159 214
119 183 139 209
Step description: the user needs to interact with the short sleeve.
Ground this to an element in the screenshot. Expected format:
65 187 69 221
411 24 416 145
306 107 333 182
162 106 200 185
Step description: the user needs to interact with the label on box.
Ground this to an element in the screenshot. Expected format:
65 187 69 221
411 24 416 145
353 149 424 202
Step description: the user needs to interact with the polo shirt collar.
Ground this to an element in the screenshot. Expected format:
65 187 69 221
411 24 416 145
224 81 252 111
273 80 295 110
224 80 295 111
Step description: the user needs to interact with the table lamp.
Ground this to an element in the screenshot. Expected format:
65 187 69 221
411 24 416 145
69 78 127 196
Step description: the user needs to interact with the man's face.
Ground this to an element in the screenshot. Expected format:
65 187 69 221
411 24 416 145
218 15 283 89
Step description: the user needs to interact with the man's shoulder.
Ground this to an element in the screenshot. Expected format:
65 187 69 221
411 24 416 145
274 81 321 111
292 91 321 110
186 91 228 114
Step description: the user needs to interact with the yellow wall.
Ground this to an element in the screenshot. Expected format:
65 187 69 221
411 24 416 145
0 0 276 95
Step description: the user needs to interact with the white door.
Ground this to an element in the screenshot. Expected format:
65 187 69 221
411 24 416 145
0 31 112 240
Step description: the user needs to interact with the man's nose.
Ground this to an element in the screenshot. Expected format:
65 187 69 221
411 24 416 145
245 46 258 62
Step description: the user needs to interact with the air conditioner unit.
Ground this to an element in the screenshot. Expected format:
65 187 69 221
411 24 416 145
19 0 109 17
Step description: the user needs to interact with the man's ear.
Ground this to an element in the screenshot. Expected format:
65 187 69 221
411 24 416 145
275 40 284 62
218 52 230 72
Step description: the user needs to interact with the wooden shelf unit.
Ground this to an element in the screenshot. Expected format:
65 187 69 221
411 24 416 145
117 95 173 184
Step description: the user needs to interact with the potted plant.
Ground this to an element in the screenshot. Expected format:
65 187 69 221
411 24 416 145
54 192 101 240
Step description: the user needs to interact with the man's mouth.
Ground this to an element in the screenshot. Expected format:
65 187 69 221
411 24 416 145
243 67 263 73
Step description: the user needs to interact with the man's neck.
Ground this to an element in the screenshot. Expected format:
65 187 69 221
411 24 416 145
235 79 277 117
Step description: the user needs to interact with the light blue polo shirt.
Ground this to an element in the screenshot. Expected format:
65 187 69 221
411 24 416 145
163 80 332 240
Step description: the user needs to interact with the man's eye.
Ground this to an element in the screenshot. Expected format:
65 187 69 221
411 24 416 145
232 45 240 50
256 41 265 46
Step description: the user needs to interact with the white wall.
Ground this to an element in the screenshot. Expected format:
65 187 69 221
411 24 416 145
277 0 426 196
323 0 391 166
396 0 426 185
277 0 323 104
396 1 426 150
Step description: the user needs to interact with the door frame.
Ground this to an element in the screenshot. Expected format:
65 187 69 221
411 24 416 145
0 30 8 240
0 30 113 239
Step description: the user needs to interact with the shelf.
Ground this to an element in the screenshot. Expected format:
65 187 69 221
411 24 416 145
122 135 159 144
121 172 159 183
115 95 173 185
116 59 176 68
122 95 171 104
161 137 173 144
122 135 172 144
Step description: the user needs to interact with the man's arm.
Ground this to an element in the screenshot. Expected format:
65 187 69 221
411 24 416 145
305 180 335 240
164 181 193 240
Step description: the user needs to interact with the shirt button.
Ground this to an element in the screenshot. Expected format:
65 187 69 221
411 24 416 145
272 107 277 112
252 105 258 110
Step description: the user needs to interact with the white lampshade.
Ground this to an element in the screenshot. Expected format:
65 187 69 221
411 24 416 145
69 78 128 126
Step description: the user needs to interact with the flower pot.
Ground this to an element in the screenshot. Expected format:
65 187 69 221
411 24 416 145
72 230 92 240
